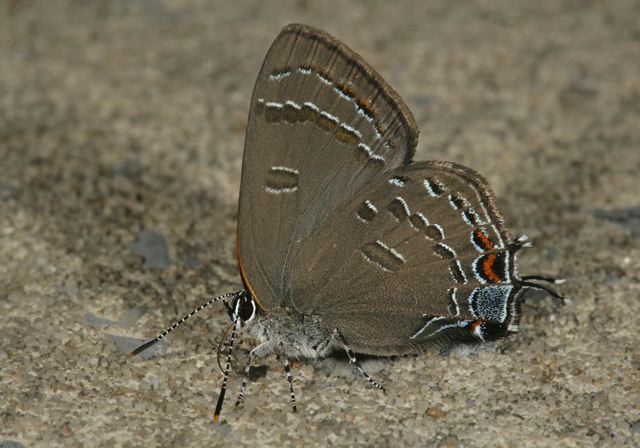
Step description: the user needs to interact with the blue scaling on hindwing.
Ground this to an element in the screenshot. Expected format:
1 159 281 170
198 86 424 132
467 285 513 324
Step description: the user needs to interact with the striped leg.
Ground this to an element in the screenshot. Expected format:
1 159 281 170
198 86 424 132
213 300 241 424
235 342 271 407
313 333 338 358
280 357 298 413
334 329 385 392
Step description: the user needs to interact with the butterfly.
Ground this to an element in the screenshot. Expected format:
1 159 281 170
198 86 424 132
130 24 563 422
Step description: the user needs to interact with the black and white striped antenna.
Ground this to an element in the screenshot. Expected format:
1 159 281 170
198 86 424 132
129 291 241 357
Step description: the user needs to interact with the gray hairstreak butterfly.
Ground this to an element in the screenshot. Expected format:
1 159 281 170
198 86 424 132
130 23 563 422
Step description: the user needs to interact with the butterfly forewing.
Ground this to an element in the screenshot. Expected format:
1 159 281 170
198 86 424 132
238 24 419 311
290 161 514 354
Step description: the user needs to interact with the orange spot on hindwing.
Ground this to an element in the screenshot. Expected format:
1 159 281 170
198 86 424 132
483 254 501 283
470 319 484 332
474 251 508 284
472 229 495 251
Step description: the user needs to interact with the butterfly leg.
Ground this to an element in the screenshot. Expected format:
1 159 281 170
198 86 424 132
213 306 240 424
235 342 272 408
278 355 298 413
334 329 385 393
312 332 338 358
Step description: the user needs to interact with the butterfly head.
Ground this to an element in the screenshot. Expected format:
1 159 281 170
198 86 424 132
224 290 259 330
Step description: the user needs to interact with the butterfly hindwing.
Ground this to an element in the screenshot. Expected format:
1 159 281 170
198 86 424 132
289 161 517 354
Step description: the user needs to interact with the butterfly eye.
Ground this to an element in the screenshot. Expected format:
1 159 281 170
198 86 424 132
237 295 257 323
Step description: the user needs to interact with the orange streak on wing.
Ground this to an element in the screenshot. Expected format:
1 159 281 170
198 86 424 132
236 223 264 310
470 319 484 332
476 230 494 251
482 253 502 283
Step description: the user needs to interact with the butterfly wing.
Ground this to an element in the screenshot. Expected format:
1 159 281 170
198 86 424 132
289 161 519 355
238 24 419 311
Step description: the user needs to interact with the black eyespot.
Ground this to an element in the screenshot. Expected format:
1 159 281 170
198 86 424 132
227 293 257 323
237 295 256 322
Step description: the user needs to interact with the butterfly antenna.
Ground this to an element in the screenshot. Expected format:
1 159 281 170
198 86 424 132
213 300 240 424
129 291 241 357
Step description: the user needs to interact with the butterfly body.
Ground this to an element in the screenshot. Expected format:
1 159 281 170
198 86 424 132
248 310 336 362
236 25 543 356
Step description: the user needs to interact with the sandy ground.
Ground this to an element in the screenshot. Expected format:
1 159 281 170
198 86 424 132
1 1 639 447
